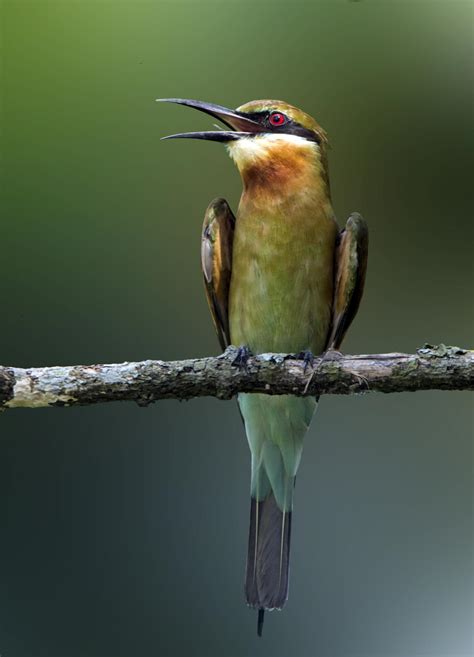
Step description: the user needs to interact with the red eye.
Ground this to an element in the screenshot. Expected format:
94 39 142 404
268 112 287 127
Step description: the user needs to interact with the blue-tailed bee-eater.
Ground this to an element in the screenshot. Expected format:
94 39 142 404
159 98 368 635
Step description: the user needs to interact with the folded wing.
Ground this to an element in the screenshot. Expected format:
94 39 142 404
327 212 369 349
201 198 236 350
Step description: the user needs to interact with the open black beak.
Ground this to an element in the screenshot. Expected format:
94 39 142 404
157 98 262 142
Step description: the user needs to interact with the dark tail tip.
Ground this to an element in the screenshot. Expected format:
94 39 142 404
257 608 265 637
245 495 292 610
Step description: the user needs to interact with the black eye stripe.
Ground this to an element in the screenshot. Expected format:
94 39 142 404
236 110 321 144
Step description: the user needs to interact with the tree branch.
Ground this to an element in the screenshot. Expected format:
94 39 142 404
0 344 472 411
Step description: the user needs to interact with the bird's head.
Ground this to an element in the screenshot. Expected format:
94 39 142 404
158 98 329 197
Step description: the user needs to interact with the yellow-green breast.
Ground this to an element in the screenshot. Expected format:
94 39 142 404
229 185 337 355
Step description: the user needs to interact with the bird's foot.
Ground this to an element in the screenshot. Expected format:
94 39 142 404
301 349 344 395
232 345 252 371
297 349 315 373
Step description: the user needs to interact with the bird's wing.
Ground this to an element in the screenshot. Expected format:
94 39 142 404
201 197 236 350
327 212 369 350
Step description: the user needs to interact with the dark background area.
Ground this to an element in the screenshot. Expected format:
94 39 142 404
1 1 472 656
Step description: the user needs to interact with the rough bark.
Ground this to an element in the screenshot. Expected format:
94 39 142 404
0 344 471 411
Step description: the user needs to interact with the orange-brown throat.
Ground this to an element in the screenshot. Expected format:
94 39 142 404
227 134 329 207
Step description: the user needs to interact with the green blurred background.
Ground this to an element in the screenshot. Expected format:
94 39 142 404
1 1 472 656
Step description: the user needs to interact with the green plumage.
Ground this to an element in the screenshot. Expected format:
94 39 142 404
229 184 338 514
161 95 368 626
239 393 317 512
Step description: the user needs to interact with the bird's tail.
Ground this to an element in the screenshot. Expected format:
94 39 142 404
245 487 293 614
239 393 317 628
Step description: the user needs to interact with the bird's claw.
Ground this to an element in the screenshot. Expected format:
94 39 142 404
297 349 315 373
232 345 252 370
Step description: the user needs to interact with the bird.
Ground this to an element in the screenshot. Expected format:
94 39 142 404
158 98 368 635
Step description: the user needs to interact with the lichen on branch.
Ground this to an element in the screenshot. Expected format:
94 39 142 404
0 344 472 411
